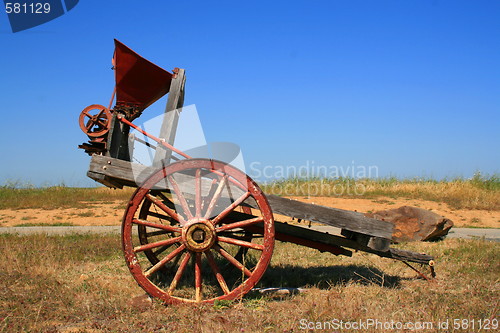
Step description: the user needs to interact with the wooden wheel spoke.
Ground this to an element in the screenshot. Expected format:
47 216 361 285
168 175 193 220
147 211 174 221
146 230 172 237
217 236 264 251
195 169 202 217
132 218 181 233
218 232 256 240
145 244 186 278
204 175 228 219
133 236 181 253
195 253 202 302
146 194 186 224
156 191 172 204
213 244 252 277
201 178 217 212
205 250 230 295
211 192 251 225
167 252 192 294
153 245 171 256
216 217 264 232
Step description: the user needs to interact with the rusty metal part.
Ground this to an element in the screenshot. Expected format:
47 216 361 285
118 115 190 159
108 87 116 110
182 219 217 252
113 39 174 111
121 158 275 304
402 260 436 281
78 141 106 155
113 104 143 122
79 104 112 138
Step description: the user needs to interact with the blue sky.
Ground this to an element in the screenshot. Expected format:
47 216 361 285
0 0 499 186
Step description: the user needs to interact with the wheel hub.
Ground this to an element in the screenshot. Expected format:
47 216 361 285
181 219 216 252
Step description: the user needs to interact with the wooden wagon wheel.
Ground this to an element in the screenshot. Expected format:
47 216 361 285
79 104 112 137
122 158 275 304
137 192 252 269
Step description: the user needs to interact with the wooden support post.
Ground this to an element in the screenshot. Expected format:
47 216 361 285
153 68 186 167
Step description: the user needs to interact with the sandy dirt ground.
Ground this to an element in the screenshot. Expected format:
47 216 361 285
0 201 125 227
0 197 498 228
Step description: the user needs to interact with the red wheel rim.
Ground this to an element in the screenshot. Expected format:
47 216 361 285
122 158 275 304
79 104 112 137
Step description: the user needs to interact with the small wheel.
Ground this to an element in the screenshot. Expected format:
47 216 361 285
79 104 112 137
122 158 275 304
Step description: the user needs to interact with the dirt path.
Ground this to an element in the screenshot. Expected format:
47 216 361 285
0 196 498 228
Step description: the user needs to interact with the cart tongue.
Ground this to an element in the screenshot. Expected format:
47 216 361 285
113 39 174 110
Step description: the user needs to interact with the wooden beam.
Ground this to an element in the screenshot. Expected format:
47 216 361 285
385 248 434 265
88 155 152 186
86 171 123 189
153 68 186 166
223 211 433 264
265 195 393 240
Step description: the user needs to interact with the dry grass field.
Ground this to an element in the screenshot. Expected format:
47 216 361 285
0 234 498 332
0 175 498 332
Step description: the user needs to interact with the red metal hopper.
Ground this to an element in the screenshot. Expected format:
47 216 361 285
113 39 174 110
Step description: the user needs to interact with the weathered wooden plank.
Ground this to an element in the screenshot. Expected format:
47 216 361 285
86 171 124 189
153 68 186 166
385 248 434 265
265 195 393 240
87 156 393 240
88 155 152 186
225 211 432 264
272 221 390 253
341 229 391 253
266 220 389 252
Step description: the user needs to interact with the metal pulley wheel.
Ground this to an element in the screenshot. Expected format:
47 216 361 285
79 104 112 137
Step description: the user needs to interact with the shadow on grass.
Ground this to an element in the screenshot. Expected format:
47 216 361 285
258 264 403 290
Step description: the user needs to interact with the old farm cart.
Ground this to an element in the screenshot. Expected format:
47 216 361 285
79 40 435 304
